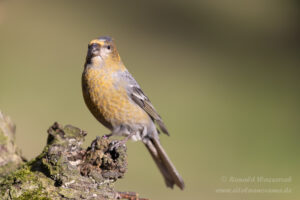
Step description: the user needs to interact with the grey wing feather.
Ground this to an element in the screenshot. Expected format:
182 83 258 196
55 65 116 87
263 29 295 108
122 70 169 135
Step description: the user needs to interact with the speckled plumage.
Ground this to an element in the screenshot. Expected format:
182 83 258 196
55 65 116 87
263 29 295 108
82 66 152 139
82 36 184 189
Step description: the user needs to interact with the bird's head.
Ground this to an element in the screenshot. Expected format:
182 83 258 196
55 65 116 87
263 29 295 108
85 36 121 66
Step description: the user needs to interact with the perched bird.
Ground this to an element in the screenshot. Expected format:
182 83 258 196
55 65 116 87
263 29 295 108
82 36 184 190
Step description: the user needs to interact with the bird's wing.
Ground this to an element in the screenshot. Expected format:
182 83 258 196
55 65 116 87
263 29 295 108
122 70 169 135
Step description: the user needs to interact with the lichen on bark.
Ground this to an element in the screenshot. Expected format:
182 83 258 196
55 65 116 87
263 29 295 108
0 111 133 200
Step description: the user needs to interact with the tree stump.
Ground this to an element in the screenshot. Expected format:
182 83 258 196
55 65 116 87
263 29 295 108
0 111 147 200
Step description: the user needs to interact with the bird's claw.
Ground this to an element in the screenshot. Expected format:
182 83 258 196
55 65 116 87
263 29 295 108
109 140 126 151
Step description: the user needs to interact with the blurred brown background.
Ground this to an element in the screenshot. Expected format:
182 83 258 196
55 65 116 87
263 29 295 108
0 0 299 199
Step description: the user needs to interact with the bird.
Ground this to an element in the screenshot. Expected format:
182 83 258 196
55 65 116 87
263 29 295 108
81 36 184 190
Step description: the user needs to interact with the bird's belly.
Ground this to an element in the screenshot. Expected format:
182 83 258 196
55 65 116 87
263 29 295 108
82 71 149 129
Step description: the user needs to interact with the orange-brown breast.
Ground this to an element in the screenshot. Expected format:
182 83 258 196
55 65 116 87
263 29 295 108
82 66 150 130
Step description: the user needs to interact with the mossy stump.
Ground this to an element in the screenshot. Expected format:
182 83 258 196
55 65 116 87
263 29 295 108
0 111 134 200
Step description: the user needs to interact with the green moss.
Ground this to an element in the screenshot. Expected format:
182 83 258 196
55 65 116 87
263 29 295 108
15 187 50 200
9 165 35 183
58 187 77 199
63 125 83 138
41 157 62 178
0 165 50 198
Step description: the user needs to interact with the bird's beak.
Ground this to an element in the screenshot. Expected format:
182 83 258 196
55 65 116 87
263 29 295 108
89 43 100 54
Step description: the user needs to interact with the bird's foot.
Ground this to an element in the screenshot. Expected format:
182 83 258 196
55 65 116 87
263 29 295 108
108 132 134 150
109 139 127 151
102 133 112 139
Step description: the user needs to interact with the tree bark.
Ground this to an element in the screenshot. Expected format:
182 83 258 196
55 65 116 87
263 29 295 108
0 111 147 200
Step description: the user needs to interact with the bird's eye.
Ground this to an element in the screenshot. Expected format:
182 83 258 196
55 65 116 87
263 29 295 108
107 45 111 50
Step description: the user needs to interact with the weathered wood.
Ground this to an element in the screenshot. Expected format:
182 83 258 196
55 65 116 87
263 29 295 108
0 111 147 200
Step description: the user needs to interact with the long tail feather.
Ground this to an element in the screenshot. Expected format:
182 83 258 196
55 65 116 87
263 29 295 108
144 137 185 190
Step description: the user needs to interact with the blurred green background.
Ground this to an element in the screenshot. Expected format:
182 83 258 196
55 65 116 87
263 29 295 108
0 0 299 199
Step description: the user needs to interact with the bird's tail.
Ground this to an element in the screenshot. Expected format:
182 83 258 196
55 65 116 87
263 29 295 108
143 137 185 190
